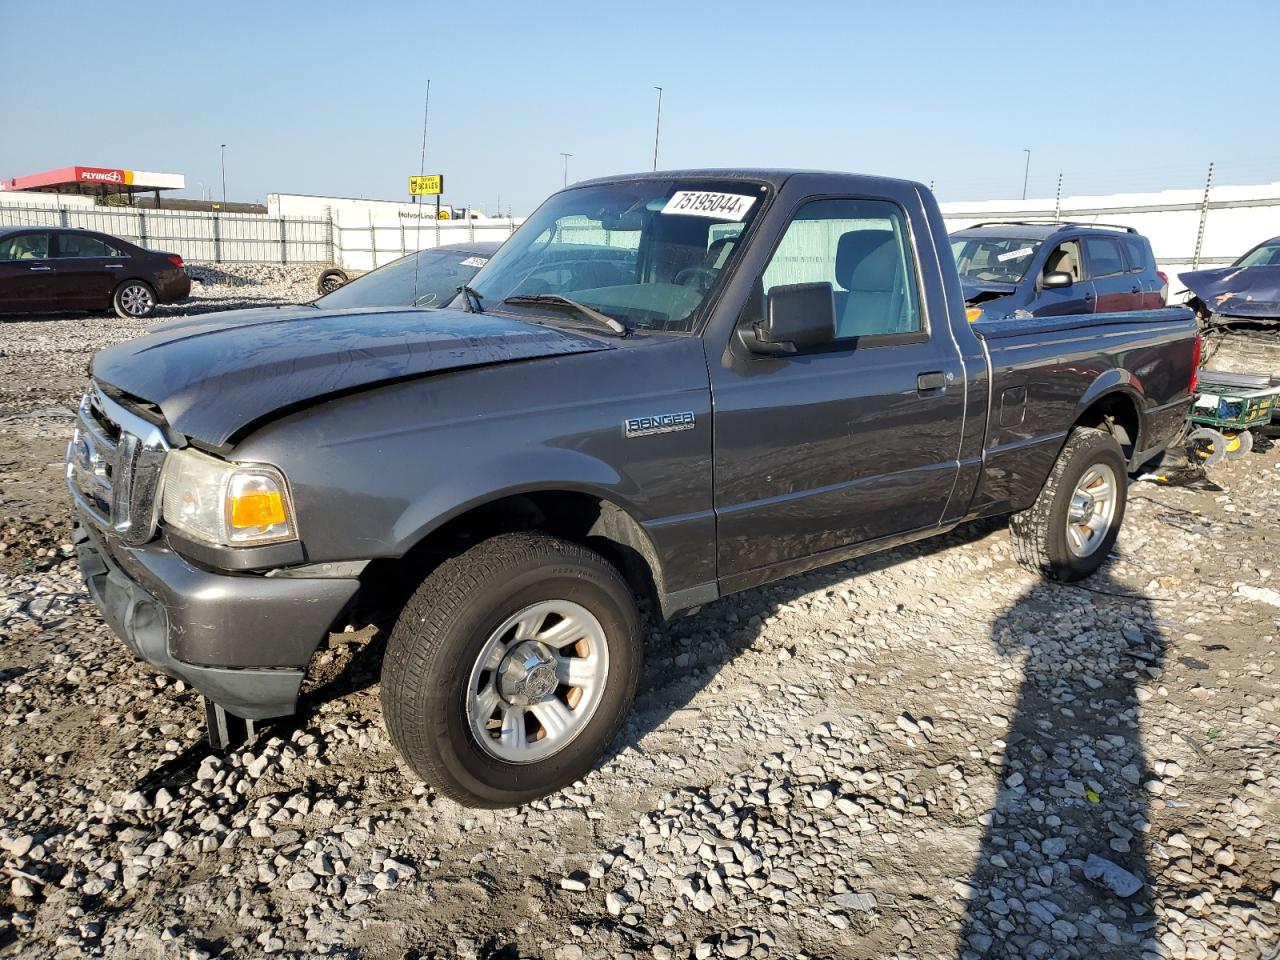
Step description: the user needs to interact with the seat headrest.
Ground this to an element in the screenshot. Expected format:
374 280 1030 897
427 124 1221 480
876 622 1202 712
836 230 898 292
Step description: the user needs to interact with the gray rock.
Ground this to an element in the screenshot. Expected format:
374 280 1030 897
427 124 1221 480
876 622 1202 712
1082 854 1142 898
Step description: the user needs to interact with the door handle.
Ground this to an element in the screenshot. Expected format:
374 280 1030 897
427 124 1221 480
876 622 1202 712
1083 292 1096 301
105 264 124 269
917 371 946 393
28 265 52 272
1130 285 1141 294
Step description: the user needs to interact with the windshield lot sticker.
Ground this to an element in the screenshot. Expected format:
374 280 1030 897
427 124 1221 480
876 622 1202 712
662 191 756 221
997 247 1036 262
460 256 489 268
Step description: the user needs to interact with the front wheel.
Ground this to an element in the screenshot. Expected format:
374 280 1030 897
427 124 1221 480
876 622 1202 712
1010 427 1128 581
380 532 641 807
113 280 156 318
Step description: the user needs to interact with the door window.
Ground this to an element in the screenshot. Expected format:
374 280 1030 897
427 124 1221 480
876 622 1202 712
1082 237 1125 277
762 198 920 341
0 233 51 260
1043 241 1082 281
54 233 124 258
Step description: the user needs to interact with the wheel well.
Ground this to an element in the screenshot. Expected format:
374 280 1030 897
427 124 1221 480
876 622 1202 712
1074 392 1139 461
355 492 663 628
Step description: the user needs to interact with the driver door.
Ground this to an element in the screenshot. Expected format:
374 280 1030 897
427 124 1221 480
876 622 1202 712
709 195 966 584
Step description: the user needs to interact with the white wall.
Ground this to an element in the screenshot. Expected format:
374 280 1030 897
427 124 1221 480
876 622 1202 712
0 189 96 209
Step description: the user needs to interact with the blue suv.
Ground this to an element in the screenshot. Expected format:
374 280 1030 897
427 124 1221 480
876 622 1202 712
950 222 1167 319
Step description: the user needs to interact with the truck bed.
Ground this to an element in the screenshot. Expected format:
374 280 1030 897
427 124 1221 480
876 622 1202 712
965 307 1198 520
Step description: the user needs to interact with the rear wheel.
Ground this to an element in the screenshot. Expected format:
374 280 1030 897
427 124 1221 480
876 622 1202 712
1010 427 1128 581
317 268 348 295
380 532 641 807
113 280 156 319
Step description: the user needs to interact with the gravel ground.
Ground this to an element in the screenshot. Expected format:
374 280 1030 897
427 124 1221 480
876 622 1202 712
0 263 316 420
1 275 1278 959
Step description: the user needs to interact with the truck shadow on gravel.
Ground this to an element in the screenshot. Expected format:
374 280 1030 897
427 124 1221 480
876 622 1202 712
958 570 1164 960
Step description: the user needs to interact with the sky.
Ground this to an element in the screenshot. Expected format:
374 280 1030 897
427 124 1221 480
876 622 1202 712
3 0 1278 214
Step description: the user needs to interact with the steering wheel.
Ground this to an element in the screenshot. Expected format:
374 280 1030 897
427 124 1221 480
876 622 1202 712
674 266 718 292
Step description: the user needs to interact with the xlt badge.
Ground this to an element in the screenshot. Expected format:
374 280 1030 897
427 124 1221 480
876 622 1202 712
624 411 695 438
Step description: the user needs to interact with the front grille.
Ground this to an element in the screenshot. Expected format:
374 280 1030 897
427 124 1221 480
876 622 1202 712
67 387 170 546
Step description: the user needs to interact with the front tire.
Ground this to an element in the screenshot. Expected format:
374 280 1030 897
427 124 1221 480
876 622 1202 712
380 532 641 808
1010 427 1128 581
113 280 157 319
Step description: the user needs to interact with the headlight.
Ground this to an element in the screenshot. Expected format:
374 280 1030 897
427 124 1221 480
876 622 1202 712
160 449 297 547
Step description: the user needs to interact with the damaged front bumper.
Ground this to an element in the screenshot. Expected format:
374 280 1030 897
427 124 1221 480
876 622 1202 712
74 517 359 720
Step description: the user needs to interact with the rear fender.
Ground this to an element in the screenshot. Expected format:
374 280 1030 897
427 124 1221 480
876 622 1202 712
1070 372 1145 458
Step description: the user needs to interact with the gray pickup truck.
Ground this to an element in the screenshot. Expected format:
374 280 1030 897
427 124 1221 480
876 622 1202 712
69 170 1199 807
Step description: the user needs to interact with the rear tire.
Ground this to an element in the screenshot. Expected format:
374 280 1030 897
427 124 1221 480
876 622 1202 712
1010 427 1128 581
380 532 641 808
113 280 157 319
317 268 348 295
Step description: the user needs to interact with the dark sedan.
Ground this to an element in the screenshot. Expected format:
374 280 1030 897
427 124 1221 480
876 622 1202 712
312 242 504 310
0 226 190 319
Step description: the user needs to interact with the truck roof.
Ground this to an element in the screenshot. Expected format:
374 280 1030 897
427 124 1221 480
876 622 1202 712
570 168 925 193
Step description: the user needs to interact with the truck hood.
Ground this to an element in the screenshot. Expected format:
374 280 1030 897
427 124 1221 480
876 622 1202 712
1179 265 1280 319
960 279 1018 306
92 305 613 446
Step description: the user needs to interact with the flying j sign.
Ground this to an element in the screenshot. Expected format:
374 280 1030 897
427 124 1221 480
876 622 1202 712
1 166 185 193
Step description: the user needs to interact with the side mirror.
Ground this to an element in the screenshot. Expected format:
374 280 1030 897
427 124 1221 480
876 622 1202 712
747 282 837 355
1042 271 1073 289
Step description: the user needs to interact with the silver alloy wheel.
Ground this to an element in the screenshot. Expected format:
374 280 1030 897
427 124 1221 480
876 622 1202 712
1064 462 1119 557
119 283 154 317
466 600 610 764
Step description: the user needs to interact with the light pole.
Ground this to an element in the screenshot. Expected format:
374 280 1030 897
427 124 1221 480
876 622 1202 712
560 152 572 189
652 86 663 171
220 144 227 208
1021 148 1031 201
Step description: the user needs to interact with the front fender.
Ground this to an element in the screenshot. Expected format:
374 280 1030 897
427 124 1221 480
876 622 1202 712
393 446 642 549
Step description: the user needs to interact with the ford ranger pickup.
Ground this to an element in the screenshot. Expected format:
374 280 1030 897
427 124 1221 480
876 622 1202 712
68 170 1200 807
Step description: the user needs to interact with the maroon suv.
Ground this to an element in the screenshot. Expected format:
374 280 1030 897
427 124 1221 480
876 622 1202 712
0 226 190 318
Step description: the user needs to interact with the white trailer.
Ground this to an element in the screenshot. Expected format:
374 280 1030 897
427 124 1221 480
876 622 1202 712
267 193 523 272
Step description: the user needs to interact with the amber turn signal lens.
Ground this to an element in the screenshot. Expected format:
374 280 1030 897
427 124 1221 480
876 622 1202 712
965 307 983 323
230 490 287 529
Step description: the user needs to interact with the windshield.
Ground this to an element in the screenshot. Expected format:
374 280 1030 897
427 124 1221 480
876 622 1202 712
1235 243 1280 267
951 236 1044 283
460 178 767 332
315 248 491 309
